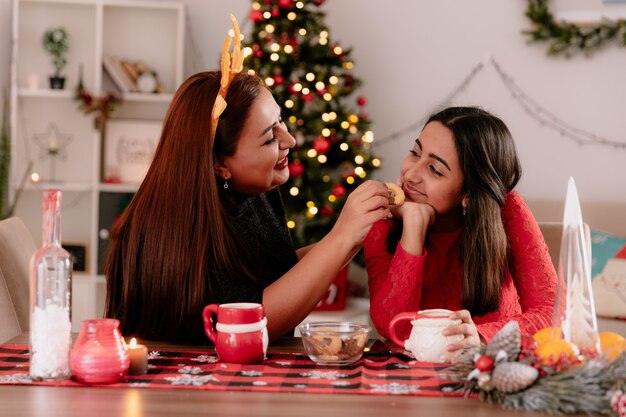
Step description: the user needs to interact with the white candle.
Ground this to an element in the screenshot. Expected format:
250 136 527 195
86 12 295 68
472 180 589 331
48 137 60 152
127 338 148 375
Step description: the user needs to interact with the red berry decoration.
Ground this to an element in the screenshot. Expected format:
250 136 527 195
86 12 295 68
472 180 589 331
357 96 367 106
520 334 538 353
475 354 495 372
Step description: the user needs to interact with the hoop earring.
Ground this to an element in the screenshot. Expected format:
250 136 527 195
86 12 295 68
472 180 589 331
462 206 467 216
223 179 229 189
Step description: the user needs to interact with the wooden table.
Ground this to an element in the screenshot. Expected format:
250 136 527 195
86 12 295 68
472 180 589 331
0 334 582 417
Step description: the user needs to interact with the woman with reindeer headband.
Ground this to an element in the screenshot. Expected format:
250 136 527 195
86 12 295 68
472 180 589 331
105 16 390 343
364 107 557 360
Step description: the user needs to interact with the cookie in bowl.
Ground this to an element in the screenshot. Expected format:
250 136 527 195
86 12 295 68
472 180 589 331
299 322 371 365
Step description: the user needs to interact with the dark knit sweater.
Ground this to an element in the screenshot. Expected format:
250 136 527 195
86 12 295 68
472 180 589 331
208 187 298 305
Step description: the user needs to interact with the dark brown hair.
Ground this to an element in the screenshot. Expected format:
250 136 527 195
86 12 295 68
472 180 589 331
104 72 266 342
430 107 521 315
386 107 521 316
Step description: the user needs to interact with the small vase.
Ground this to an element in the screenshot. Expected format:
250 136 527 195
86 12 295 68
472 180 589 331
70 319 130 384
49 76 65 90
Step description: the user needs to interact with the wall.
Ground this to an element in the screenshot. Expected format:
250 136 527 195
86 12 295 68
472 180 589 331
2 0 625 222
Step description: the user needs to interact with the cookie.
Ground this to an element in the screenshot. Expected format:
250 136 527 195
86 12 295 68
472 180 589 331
385 182 405 206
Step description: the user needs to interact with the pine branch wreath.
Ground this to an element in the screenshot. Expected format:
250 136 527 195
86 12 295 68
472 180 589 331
524 0 626 56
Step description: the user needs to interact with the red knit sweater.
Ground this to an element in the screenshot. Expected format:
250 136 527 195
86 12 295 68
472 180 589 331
364 192 557 342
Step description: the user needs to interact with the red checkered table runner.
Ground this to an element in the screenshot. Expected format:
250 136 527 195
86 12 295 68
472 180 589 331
0 344 465 396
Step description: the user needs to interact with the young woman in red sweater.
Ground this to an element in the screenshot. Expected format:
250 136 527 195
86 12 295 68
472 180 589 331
365 107 557 360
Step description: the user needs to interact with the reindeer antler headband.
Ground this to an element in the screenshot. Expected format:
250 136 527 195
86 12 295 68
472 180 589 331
209 14 245 144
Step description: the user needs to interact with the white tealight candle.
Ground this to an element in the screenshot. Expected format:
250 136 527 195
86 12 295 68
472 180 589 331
127 338 148 375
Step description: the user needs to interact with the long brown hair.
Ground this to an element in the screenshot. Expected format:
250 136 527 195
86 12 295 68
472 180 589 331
431 107 521 315
386 107 521 316
104 72 265 342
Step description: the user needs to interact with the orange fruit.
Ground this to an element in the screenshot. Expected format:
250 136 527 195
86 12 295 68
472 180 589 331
598 332 625 361
533 327 563 347
535 339 576 365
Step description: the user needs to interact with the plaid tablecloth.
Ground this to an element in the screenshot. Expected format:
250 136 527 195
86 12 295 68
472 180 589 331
0 344 465 396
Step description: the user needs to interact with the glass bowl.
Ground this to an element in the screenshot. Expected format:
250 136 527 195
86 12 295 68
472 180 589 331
298 322 371 365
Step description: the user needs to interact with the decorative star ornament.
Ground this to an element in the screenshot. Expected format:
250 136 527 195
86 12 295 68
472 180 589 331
33 122 72 160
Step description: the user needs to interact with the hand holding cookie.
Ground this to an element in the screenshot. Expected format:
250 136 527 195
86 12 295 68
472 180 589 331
385 182 405 206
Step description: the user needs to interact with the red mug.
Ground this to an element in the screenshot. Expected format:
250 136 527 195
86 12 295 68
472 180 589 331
202 302 268 364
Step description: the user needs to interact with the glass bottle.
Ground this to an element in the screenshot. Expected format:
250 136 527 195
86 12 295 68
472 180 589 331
29 189 72 381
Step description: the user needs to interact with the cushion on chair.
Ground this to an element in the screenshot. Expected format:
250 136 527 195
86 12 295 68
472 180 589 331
0 267 21 343
0 217 37 332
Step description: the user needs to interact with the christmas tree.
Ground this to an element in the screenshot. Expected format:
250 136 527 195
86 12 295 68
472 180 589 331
244 0 380 248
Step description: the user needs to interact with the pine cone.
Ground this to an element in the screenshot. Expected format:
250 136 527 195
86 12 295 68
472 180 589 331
491 362 539 393
485 321 521 360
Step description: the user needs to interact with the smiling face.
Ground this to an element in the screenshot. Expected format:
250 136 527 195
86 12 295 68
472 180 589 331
218 88 296 194
400 121 466 219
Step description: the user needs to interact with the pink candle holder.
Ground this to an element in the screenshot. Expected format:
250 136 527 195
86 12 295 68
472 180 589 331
70 319 130 384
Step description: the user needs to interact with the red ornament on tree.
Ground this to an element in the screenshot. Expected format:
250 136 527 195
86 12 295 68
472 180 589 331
301 92 314 103
278 0 292 8
320 206 335 217
332 183 346 198
288 160 304 177
249 9 264 23
312 136 331 154
357 96 367 106
270 7 280 17
274 74 285 85
313 0 325 5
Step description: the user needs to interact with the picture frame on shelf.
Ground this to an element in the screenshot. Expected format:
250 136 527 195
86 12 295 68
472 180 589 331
104 119 161 184
63 243 88 273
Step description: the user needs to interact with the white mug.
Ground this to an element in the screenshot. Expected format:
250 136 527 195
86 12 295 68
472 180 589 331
388 309 463 363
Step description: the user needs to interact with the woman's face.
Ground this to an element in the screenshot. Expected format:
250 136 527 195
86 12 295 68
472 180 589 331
400 121 465 216
220 88 296 194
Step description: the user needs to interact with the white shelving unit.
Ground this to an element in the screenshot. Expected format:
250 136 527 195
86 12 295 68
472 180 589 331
10 0 185 330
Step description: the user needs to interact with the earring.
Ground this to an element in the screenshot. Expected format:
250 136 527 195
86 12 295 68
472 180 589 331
462 206 467 216
223 176 230 189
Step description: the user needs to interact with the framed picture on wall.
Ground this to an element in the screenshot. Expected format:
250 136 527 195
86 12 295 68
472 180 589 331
63 243 88 273
104 119 161 184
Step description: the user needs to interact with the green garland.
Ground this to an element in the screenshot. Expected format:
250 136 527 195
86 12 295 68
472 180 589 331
524 0 626 56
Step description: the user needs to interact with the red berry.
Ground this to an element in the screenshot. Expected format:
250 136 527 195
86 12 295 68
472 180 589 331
475 355 495 372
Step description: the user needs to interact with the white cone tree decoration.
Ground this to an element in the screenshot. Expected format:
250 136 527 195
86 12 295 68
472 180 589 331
554 177 600 351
